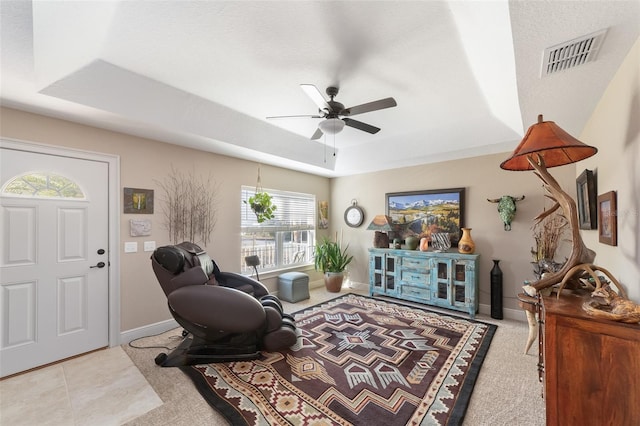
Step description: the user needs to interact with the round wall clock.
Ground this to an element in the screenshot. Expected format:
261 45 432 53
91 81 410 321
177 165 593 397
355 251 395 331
344 200 365 228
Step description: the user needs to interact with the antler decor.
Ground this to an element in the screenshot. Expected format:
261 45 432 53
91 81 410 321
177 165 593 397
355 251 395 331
500 114 599 298
556 263 627 299
522 154 596 296
523 154 596 296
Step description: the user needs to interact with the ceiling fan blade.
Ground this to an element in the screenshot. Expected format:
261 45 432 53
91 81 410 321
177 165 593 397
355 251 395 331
341 97 397 116
301 84 331 111
343 118 380 134
266 114 323 119
311 128 323 140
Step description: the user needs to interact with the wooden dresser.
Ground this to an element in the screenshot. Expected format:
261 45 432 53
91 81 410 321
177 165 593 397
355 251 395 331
540 292 640 425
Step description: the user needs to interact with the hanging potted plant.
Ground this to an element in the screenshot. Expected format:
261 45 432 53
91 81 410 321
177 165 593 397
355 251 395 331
244 165 277 223
246 191 276 223
314 237 353 292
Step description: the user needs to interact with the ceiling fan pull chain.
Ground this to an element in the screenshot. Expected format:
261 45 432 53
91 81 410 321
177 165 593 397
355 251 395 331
333 132 336 157
323 134 327 163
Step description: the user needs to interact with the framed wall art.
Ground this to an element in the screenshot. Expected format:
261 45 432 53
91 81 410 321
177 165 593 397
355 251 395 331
123 187 154 214
597 190 617 246
386 188 465 244
130 219 152 236
576 169 597 230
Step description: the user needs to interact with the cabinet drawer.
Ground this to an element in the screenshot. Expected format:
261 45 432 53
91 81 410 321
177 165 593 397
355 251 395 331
401 284 430 301
402 257 430 269
400 269 430 284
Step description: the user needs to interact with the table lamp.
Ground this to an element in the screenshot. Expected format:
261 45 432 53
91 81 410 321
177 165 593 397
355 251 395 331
367 215 394 248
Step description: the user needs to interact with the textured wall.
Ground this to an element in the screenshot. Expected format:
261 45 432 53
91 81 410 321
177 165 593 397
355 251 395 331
578 37 640 303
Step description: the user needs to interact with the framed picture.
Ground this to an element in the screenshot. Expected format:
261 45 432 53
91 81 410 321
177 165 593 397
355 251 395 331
576 169 597 230
386 188 465 244
130 219 152 236
597 191 617 246
123 187 154 214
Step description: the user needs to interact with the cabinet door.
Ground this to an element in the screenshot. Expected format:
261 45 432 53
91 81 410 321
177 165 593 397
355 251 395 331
452 261 470 308
371 253 385 293
370 252 398 295
432 258 451 302
384 254 398 294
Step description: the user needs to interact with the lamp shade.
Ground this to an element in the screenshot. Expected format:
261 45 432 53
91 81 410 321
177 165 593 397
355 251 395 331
318 118 345 135
367 215 394 248
366 215 394 231
500 114 597 171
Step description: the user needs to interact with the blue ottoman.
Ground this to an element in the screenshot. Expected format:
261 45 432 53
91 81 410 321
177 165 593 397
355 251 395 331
278 272 310 303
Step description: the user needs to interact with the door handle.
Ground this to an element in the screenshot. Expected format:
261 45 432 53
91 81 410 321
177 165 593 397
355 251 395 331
90 262 106 269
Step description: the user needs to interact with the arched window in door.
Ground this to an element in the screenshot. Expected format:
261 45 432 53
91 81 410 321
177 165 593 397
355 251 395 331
1 172 85 199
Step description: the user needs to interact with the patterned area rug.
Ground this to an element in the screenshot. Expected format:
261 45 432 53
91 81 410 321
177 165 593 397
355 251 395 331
180 294 496 425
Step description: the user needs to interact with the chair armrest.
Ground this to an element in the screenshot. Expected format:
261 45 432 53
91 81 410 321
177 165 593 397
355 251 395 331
216 272 269 298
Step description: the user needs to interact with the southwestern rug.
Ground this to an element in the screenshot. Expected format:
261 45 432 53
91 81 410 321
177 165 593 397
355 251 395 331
180 294 496 426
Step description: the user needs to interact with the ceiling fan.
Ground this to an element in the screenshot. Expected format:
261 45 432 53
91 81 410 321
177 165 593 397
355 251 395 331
267 84 397 140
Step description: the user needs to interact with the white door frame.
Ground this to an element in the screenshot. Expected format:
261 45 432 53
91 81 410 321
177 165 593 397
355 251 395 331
0 137 121 348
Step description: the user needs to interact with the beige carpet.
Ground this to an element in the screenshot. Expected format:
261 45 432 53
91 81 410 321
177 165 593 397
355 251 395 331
123 291 545 425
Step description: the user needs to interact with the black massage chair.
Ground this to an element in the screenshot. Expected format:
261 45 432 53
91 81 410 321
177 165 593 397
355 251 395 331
150 242 297 366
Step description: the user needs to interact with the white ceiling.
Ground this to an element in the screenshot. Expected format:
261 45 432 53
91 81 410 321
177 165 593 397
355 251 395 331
1 1 638 177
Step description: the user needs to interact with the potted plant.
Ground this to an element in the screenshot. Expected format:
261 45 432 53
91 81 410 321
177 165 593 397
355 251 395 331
245 191 276 223
314 237 353 292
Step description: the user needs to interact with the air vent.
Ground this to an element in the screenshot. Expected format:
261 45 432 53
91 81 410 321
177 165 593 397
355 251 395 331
542 29 608 76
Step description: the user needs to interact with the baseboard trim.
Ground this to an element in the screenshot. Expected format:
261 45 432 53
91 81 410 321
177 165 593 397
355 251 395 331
478 304 527 322
119 318 179 345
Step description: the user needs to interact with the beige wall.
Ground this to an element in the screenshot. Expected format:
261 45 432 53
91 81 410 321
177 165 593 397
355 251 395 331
0 107 330 330
578 36 640 302
329 36 640 308
1 37 636 331
329 153 576 313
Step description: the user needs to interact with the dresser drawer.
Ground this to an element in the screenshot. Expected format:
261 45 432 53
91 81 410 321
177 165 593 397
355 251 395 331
400 269 430 284
402 257 430 269
400 284 431 301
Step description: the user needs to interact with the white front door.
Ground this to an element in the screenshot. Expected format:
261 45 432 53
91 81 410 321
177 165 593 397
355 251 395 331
0 147 109 377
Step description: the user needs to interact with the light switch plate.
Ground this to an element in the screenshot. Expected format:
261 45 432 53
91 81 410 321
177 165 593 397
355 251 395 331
143 241 156 252
124 242 138 253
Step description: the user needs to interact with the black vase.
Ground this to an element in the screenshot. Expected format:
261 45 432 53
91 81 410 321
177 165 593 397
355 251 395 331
490 259 503 319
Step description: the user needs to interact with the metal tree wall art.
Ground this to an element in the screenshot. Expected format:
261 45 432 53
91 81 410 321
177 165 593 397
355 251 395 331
156 167 219 246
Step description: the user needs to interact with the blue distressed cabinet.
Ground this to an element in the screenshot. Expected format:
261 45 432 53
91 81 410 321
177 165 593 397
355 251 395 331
369 248 479 318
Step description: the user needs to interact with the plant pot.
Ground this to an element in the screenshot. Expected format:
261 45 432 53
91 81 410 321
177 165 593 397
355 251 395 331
251 203 265 213
324 272 344 293
405 236 419 250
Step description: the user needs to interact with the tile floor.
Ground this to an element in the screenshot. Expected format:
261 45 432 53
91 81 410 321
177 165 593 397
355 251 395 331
0 283 367 426
0 345 163 426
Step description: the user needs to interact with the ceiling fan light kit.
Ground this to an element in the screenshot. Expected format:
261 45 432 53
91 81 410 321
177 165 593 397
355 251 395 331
318 118 345 135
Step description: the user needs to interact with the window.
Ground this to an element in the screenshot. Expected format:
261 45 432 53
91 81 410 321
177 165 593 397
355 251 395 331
241 186 316 274
1 172 85 199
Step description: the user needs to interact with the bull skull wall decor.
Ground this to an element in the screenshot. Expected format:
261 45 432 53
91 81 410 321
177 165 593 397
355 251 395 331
487 195 525 231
